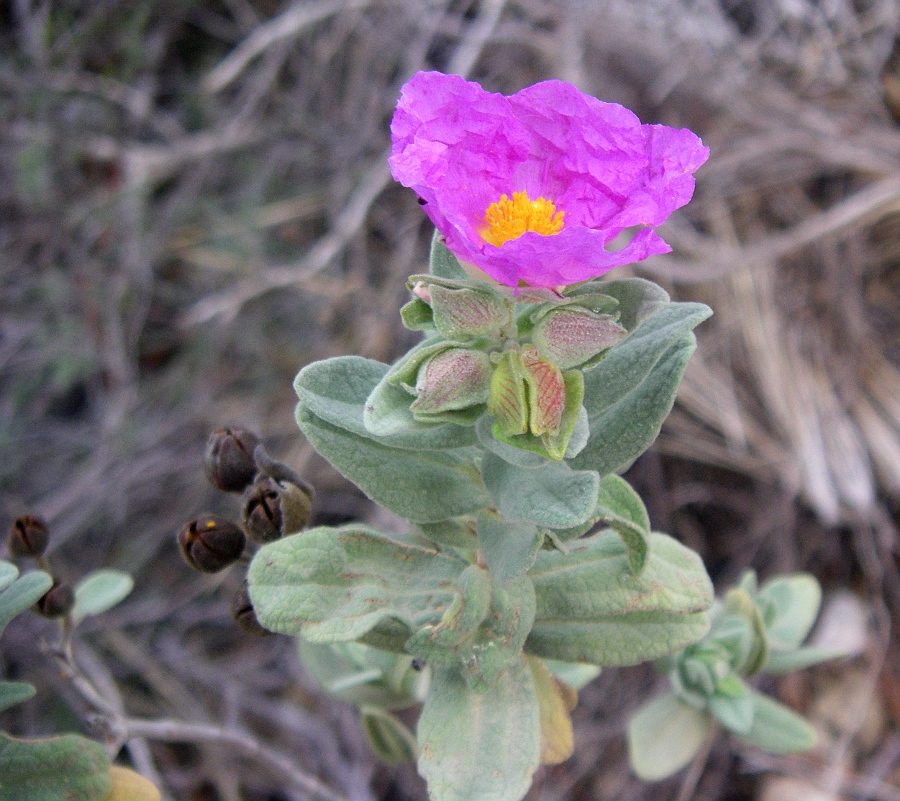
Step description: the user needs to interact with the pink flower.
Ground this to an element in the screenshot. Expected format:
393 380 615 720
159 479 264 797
390 71 709 289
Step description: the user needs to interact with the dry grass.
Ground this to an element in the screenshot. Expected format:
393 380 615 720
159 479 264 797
2 1 899 799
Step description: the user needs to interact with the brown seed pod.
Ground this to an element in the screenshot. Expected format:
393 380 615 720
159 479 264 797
204 427 261 493
231 584 271 637
242 476 313 544
35 580 75 618
177 516 246 573
8 516 50 558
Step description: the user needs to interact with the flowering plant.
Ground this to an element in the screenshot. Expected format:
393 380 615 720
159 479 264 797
242 73 835 801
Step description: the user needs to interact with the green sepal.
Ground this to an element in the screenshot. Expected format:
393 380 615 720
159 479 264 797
627 693 713 781
409 348 492 416
247 525 469 644
429 284 514 341
526 531 713 666
0 732 112 801
532 307 626 369
400 297 435 331
480 452 599 530
417 659 541 801
488 350 529 438
0 681 36 713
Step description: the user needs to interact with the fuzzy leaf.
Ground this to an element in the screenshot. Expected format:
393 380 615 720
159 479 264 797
248 526 469 645
481 452 599 530
572 295 712 475
764 646 847 673
296 405 489 523
417 659 541 801
628 693 712 781
595 474 651 574
0 570 53 638
296 355 476 449
593 278 671 331
0 732 112 801
543 659 601 691
709 687 755 734
758 574 822 649
476 511 542 583
0 562 18 593
0 681 35 713
738 692 818 753
526 531 712 665
72 570 134 624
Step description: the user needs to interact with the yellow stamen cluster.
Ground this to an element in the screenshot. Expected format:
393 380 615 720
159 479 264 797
482 191 564 247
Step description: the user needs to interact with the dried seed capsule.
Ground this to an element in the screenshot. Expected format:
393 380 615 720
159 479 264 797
178 516 245 573
242 475 313 544
204 427 261 492
231 584 271 637
8 516 50 558
35 580 74 618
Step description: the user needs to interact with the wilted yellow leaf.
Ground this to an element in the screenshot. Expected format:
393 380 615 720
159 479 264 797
103 766 161 801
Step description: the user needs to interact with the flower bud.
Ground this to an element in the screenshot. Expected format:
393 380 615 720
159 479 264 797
35 580 74 618
532 308 626 370
231 583 272 637
242 476 313 544
519 345 566 437
428 284 513 340
204 427 261 492
178 516 246 573
8 515 50 558
488 350 529 437
409 347 491 416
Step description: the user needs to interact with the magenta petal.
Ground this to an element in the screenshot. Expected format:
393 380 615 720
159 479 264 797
389 71 708 289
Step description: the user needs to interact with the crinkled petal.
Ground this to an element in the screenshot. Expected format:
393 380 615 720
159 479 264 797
389 71 708 289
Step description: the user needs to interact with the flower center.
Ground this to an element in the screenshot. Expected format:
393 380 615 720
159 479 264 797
482 191 564 247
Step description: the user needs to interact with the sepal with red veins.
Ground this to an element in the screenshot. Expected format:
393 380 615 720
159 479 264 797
487 350 529 438
409 347 492 420
532 307 626 370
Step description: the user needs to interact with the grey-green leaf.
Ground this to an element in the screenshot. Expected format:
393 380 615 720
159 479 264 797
526 531 713 665
0 681 35 713
0 562 18 593
0 732 112 801
295 355 476 450
417 659 541 801
476 511 542 583
248 525 468 644
296 405 490 523
72 569 134 624
738 691 818 753
758 573 822 649
594 474 651 574
594 278 671 332
0 570 53 638
709 689 755 734
481 452 599 530
764 646 846 674
628 693 712 781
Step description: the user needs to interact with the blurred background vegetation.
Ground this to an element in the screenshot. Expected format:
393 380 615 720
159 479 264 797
2 1 900 799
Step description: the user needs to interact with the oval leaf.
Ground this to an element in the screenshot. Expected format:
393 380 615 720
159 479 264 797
0 732 111 801
248 525 468 643
0 570 53 637
0 681 36 713
0 562 18 593
738 691 818 753
417 660 541 801
628 693 712 781
72 570 134 624
104 766 161 801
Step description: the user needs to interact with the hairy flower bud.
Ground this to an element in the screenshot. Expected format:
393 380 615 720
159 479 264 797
428 284 513 340
242 476 313 544
178 516 246 573
8 515 50 558
204 427 261 492
35 580 74 618
410 347 491 416
532 308 626 369
231 583 271 637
